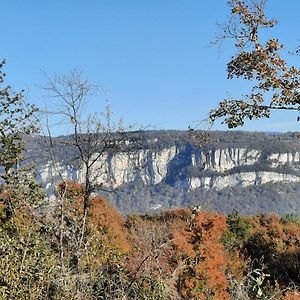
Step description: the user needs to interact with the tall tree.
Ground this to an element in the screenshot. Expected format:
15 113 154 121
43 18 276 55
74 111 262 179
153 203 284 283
209 0 300 128
41 70 141 281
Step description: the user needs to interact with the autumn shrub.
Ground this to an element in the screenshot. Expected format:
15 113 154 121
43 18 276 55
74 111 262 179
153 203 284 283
125 211 180 297
90 263 172 300
281 214 300 226
245 214 300 287
38 181 132 298
88 196 130 254
4 178 300 300
50 182 129 268
88 209 179 300
128 275 171 300
226 256 293 300
172 211 229 300
79 195 130 269
56 180 84 200
226 248 250 284
221 213 300 298
283 290 300 300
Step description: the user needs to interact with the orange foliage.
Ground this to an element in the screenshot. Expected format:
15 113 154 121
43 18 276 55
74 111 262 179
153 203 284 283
171 218 195 259
283 290 300 300
11 207 36 229
56 181 130 253
240 213 300 289
172 211 229 300
55 181 130 268
88 196 130 252
0 195 6 221
5 180 300 300
248 214 300 246
226 249 249 282
55 181 85 222
155 208 191 223
56 181 84 200
247 213 300 257
0 190 36 229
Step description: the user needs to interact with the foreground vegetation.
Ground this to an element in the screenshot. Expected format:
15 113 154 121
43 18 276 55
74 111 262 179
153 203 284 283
1 181 300 299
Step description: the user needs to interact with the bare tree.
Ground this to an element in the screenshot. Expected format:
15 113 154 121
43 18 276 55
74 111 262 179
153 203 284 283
209 0 300 128
41 69 135 213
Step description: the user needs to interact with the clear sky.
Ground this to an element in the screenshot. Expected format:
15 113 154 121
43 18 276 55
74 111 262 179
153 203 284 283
1 0 300 134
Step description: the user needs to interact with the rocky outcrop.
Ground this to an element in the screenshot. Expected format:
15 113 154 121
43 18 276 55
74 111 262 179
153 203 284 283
191 148 261 172
36 143 300 196
189 171 300 190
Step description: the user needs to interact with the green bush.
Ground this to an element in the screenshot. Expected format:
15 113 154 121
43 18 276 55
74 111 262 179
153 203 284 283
0 222 57 299
222 209 251 248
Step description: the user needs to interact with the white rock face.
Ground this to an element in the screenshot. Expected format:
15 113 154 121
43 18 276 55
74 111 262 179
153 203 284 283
188 171 300 190
36 146 300 194
190 177 211 190
191 148 261 172
268 152 300 168
36 162 78 185
84 146 177 188
38 147 178 192
36 162 78 195
151 146 177 183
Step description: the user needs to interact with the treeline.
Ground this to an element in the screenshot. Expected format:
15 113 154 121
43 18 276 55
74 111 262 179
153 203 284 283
1 181 300 299
24 130 300 165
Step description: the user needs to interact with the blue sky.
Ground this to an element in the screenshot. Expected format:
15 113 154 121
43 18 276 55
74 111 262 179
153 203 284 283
1 0 300 134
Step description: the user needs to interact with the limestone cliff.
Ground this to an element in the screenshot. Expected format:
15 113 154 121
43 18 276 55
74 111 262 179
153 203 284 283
36 144 300 194
27 130 300 213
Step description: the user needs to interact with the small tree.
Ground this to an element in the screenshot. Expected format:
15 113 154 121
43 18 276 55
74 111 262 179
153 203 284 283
0 61 56 299
0 60 41 220
0 59 39 177
209 0 300 128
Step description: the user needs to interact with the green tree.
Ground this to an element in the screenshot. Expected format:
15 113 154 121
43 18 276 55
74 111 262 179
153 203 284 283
209 0 300 128
0 61 55 299
0 59 38 177
0 60 41 220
